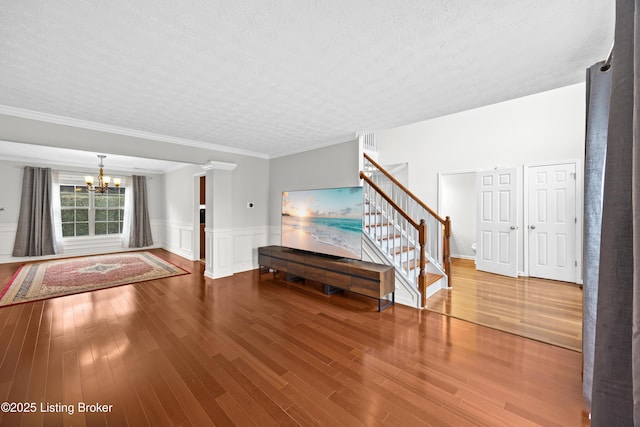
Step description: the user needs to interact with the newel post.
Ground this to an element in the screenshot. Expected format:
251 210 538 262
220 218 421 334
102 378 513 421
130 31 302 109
418 219 428 308
444 216 452 287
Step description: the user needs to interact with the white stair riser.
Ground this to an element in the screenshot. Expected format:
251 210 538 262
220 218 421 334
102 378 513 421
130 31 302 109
376 235 409 247
378 242 417 260
365 225 392 236
363 214 384 226
365 230 416 259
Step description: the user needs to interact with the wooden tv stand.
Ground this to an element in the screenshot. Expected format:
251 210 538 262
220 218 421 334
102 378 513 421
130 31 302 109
258 246 395 311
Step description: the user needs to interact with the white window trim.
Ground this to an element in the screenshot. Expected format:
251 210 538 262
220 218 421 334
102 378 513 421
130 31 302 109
58 175 128 239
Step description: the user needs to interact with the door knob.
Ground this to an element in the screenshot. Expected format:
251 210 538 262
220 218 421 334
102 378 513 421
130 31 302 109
529 225 536 230
510 226 517 230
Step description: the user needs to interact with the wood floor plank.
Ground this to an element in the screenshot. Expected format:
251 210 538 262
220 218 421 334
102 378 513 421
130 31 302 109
230 357 293 411
281 372 368 427
207 354 281 427
215 393 261 427
426 258 583 351
0 249 588 426
149 349 217 427
212 354 299 426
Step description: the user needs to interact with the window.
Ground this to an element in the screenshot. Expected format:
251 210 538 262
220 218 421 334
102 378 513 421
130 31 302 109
60 184 126 237
60 185 89 237
95 187 125 235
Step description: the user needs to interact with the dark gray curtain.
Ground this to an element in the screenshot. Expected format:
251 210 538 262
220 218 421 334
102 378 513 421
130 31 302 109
128 175 153 248
590 0 639 424
582 61 612 412
12 167 56 257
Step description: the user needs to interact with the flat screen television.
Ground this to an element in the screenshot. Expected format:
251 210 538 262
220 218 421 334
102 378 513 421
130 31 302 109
282 186 363 260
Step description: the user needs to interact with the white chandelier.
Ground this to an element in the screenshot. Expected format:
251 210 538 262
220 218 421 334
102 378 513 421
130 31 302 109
85 155 120 193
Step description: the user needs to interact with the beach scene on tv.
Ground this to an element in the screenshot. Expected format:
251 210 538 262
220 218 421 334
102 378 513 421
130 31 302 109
282 187 363 259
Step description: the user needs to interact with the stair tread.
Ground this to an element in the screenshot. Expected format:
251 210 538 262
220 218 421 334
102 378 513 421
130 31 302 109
402 259 429 270
377 234 402 241
391 246 415 254
425 273 444 286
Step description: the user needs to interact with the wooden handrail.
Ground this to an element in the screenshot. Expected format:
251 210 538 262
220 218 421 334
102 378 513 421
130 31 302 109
362 171 429 307
360 172 420 230
362 152 453 296
363 152 447 225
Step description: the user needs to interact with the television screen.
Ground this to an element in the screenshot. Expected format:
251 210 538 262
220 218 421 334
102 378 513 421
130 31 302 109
282 186 363 260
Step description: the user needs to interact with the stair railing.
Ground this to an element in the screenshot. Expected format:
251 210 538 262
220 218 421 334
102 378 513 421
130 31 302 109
360 174 430 307
361 153 451 305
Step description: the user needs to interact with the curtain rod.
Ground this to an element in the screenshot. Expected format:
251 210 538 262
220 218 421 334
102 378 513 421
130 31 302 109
602 41 614 71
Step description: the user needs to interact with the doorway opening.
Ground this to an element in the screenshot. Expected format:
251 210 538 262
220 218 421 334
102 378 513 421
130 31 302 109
194 174 206 263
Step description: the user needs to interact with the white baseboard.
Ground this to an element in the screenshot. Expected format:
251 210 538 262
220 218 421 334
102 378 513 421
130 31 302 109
451 254 475 260
161 245 193 260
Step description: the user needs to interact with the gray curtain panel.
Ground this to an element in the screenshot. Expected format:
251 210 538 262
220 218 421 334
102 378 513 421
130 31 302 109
12 167 56 257
591 0 639 424
582 61 612 413
129 175 154 248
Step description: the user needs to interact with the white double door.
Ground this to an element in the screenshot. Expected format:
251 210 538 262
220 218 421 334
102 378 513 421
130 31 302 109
475 163 576 282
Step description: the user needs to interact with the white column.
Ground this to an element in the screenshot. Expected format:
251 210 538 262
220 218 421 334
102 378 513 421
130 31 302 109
201 160 237 279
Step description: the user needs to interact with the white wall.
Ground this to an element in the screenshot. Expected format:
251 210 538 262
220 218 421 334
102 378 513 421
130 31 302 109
268 139 361 243
439 172 476 258
377 83 586 278
0 160 22 223
0 160 24 259
163 156 270 275
377 83 586 205
163 164 201 260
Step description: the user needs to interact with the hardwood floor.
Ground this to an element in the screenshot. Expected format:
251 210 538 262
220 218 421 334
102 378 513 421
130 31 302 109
0 249 588 426
426 258 583 351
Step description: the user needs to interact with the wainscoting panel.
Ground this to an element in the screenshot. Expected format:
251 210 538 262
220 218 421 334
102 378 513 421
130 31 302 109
180 229 193 253
0 223 16 261
269 225 281 246
62 235 125 254
163 222 194 260
212 228 233 279
150 220 164 247
204 227 214 279
233 226 269 273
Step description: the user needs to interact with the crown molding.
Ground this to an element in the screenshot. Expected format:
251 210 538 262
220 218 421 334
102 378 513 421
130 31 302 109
0 105 270 160
201 160 237 171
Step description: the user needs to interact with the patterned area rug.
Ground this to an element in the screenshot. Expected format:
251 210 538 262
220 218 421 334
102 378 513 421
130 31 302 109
0 251 189 307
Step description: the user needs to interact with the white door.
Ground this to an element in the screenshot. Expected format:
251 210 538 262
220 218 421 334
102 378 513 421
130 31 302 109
528 164 576 282
476 168 519 277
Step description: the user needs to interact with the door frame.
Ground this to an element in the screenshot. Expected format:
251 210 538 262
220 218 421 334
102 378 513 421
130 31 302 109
437 168 481 260
193 171 206 263
523 159 583 284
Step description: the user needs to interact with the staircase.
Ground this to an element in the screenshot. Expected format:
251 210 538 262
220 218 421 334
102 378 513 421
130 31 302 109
360 152 451 308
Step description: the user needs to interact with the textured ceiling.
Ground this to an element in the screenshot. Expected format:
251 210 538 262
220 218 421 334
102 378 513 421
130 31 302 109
0 0 614 159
